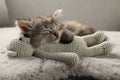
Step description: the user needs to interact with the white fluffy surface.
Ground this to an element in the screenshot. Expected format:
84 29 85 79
0 27 120 80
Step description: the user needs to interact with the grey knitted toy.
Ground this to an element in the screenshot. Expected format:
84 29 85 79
7 31 112 66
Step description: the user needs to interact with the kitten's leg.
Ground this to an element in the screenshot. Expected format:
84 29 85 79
81 41 112 57
82 31 107 46
33 51 80 67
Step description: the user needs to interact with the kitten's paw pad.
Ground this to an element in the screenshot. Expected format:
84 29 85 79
7 51 17 58
95 31 106 44
102 42 113 54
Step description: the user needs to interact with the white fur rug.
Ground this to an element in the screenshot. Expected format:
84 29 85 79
0 27 120 80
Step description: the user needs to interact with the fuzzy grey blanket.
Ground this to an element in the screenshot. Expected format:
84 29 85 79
0 27 120 80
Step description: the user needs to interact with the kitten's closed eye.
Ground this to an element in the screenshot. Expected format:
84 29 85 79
60 30 74 44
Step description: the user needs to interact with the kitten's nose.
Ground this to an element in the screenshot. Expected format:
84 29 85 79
52 31 59 38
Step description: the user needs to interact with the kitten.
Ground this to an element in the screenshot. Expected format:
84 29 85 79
16 9 95 48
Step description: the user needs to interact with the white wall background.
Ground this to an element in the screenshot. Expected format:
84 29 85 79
6 0 120 31
0 0 9 26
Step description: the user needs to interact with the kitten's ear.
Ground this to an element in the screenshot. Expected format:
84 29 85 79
52 9 63 19
16 20 33 32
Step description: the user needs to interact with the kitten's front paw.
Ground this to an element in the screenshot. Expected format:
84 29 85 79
7 51 17 58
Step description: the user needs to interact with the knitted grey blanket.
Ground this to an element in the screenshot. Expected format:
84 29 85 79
0 27 120 80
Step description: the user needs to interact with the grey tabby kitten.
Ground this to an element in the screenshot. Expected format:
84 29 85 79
17 9 95 48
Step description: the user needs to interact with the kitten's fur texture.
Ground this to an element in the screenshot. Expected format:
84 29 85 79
17 9 95 48
64 20 96 36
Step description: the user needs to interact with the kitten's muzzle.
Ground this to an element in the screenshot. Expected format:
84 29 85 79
44 29 60 39
51 31 59 38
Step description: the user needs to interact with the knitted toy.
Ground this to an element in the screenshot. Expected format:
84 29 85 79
7 35 34 58
7 31 112 66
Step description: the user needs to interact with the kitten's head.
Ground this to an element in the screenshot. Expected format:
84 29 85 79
17 9 73 48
